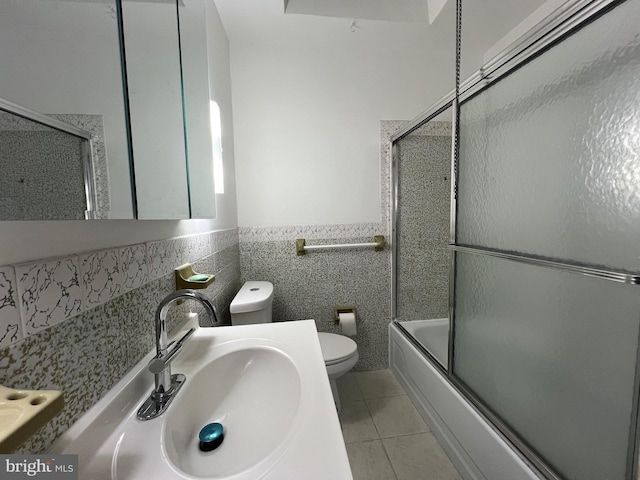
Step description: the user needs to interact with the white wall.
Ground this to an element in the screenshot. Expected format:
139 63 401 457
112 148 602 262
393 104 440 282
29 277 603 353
0 0 238 266
223 0 552 228
231 38 453 227
483 0 568 64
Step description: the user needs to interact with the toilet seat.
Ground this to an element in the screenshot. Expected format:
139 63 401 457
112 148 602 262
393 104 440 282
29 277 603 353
318 333 358 366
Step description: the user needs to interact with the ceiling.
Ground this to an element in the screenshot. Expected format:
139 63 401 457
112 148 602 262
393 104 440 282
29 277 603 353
283 0 444 24
213 0 549 65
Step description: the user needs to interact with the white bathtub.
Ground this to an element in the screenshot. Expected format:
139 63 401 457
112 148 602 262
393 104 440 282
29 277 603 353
399 318 449 367
389 322 543 480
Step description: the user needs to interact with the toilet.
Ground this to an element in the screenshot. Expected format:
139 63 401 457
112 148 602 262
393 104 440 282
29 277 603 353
230 281 358 412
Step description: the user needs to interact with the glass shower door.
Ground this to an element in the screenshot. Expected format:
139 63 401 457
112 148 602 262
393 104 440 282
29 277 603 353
453 0 640 478
394 107 453 368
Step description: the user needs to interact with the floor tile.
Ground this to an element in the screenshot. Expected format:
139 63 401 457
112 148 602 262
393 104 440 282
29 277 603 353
336 372 364 403
366 395 429 438
383 433 462 480
355 369 405 399
346 440 398 480
339 400 379 444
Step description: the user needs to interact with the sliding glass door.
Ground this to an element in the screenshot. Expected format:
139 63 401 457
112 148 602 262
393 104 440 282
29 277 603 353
453 0 640 478
394 106 453 368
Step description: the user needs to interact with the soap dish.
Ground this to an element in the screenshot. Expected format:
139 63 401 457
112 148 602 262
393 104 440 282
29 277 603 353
175 263 215 290
0 385 64 453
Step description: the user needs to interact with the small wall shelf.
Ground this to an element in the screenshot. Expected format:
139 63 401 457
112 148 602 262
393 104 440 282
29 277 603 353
175 263 215 290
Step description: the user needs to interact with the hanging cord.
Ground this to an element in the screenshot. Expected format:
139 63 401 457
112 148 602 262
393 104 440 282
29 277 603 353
453 0 462 202
447 0 463 384
455 0 462 98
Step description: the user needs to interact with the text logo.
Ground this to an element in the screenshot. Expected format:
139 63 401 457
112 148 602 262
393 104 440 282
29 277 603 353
1 455 77 479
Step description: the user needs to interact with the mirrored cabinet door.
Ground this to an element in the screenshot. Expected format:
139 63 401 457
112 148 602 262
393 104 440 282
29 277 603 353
121 0 190 220
179 0 217 219
0 0 133 219
0 104 93 220
1 0 217 221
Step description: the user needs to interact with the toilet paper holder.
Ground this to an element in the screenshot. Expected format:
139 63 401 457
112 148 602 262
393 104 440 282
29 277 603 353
333 306 356 322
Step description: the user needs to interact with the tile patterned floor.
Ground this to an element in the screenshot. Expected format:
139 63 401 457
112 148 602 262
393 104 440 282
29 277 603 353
337 370 462 480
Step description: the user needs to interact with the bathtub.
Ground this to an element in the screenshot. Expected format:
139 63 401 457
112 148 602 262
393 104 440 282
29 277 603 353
399 318 449 367
389 322 543 480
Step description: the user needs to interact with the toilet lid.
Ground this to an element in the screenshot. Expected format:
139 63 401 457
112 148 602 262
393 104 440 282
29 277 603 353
318 333 358 366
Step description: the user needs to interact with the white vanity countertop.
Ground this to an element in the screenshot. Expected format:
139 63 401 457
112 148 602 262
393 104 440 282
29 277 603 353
51 319 353 480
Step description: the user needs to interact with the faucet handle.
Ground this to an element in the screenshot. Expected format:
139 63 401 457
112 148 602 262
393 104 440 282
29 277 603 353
175 326 196 345
148 327 195 374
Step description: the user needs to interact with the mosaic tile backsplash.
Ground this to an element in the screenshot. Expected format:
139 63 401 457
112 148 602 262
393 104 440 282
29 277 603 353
239 232 391 371
0 228 240 454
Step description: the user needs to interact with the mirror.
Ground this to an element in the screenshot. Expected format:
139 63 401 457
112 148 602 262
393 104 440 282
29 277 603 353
121 0 189 219
0 102 99 220
0 0 133 219
178 0 217 219
0 0 216 220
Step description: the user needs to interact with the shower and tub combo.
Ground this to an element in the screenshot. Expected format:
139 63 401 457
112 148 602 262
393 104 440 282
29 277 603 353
397 319 449 368
388 1 640 479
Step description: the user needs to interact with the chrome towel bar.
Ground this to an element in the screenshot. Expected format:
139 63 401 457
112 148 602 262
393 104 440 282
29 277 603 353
296 236 385 256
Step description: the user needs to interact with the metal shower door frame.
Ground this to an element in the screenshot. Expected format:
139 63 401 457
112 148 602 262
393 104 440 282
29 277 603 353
389 1 638 478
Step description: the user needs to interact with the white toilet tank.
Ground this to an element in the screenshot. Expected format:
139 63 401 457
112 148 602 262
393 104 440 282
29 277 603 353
230 281 274 325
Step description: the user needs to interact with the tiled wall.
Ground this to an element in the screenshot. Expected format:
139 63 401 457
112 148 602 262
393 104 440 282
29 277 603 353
0 228 240 453
0 130 86 220
395 121 451 321
239 225 391 371
50 114 110 219
0 111 109 220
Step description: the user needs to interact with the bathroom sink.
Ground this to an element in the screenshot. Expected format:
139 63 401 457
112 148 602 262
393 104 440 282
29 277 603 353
163 343 302 478
52 319 352 480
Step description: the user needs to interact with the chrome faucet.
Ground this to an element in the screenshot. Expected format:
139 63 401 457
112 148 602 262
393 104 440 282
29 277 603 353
137 289 219 420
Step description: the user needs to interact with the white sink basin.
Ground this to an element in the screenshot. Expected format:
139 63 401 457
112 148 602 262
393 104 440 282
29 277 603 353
52 319 352 480
164 342 301 478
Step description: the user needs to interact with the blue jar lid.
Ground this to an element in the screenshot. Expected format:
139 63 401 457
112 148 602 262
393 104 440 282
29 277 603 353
199 423 224 443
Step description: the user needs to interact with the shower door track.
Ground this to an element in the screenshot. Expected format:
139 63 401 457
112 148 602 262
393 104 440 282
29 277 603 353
389 0 623 144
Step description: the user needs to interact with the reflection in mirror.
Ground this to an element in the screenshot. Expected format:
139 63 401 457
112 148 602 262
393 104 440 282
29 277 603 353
179 0 217 218
122 0 218 219
0 102 101 220
122 0 189 219
394 105 453 368
0 0 132 219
